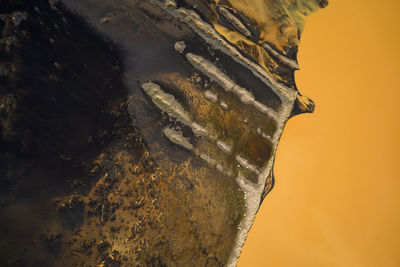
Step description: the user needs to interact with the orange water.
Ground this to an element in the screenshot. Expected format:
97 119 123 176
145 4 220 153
238 0 400 266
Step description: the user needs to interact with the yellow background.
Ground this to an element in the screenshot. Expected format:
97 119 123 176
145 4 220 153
238 0 400 266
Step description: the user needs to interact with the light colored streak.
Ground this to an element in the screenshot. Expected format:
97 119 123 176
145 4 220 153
142 82 208 138
216 140 232 154
186 52 279 121
217 6 252 37
262 43 299 70
199 153 217 166
142 82 192 126
235 155 260 175
190 122 207 136
257 127 273 142
204 90 218 103
220 101 229 110
163 127 193 150
163 127 228 174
